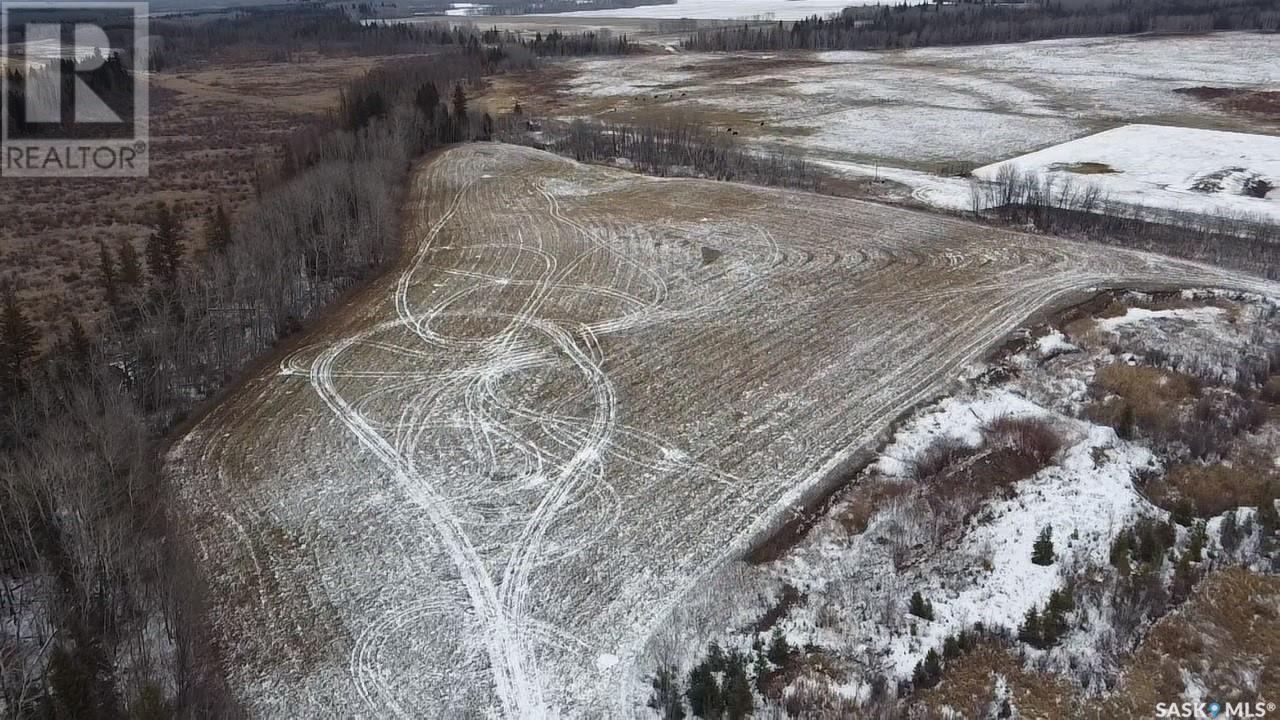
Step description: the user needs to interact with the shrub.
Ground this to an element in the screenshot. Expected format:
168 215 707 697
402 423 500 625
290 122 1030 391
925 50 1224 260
1018 589 1074 649
982 414 1063 466
908 591 935 621
912 436 975 480
688 645 753 719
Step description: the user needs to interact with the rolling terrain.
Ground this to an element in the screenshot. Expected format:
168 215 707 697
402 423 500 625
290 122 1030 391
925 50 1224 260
168 143 1280 717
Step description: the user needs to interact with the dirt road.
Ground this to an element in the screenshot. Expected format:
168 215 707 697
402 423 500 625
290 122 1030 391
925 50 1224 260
168 143 1278 717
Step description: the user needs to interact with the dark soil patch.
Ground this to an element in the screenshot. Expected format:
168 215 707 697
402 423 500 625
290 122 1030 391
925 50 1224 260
1175 86 1280 117
1049 161 1119 175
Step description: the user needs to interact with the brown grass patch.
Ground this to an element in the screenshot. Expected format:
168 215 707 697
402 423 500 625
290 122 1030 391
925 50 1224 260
1086 363 1200 439
1063 316 1104 347
836 479 911 536
1147 452 1279 518
915 570 1280 718
916 640 1079 719
1262 376 1280 404
1049 161 1118 175
1093 568 1280 716
1176 86 1280 118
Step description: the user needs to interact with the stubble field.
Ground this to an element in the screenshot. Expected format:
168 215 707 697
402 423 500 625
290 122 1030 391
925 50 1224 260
169 142 1279 717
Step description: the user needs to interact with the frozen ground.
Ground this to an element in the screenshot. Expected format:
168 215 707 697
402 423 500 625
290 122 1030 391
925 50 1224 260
168 144 1278 718
514 33 1280 212
974 124 1280 222
556 33 1278 167
537 0 871 21
665 289 1280 710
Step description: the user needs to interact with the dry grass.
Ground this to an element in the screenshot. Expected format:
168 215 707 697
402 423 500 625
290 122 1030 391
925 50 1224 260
1262 376 1280 404
1147 451 1279 518
1176 86 1280 120
1049 161 1118 174
1093 568 1280 717
836 479 911 536
912 570 1280 718
916 641 1079 719
1 56 378 346
1086 362 1200 439
1063 316 1106 347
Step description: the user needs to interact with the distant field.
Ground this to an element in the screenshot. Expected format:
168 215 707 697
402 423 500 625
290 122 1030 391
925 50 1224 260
169 143 1278 717
975 124 1280 221
495 32 1279 173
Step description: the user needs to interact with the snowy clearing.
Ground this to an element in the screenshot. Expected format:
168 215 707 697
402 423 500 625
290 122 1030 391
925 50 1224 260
168 144 1278 718
975 124 1280 222
550 33 1279 169
534 0 873 21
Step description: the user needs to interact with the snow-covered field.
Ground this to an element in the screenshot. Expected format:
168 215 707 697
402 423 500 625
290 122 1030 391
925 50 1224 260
526 33 1280 211
536 0 869 20
974 124 1280 222
167 144 1279 718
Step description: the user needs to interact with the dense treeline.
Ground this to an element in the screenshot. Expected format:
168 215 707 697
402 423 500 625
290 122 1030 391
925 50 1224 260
0 47 505 718
683 0 1280 52
150 6 634 69
502 118 823 190
974 166 1280 279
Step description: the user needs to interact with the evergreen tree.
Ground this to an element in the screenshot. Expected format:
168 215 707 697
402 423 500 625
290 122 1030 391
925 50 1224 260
206 203 232 252
648 665 685 720
911 649 942 689
1017 607 1041 646
118 239 142 287
722 651 754 720
65 316 91 368
1032 525 1055 566
0 285 39 396
685 662 719 719
942 633 961 660
1109 530 1132 573
145 204 184 286
415 81 440 120
767 627 790 666
452 83 468 118
1186 520 1208 563
1046 588 1074 616
1258 493 1279 554
909 591 934 621
751 649 768 683
1220 509 1240 554
98 240 118 307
